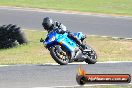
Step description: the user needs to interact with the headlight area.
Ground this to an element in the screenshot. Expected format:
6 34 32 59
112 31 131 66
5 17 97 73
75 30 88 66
43 36 56 48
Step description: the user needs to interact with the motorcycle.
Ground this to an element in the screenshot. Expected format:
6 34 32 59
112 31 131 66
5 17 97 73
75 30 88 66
40 29 97 65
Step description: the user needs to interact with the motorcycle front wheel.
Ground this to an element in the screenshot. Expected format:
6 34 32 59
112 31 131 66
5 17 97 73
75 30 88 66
85 45 97 64
50 45 70 65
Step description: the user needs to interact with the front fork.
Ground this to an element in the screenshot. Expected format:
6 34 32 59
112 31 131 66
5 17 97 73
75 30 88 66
55 45 66 56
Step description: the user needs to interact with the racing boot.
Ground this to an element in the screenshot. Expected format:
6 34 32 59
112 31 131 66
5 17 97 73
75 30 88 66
70 47 79 62
69 51 76 62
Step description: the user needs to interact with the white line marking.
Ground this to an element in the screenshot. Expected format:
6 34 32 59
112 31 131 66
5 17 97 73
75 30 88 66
98 61 132 63
112 37 120 39
0 65 9 67
125 38 132 40
0 6 132 19
1 61 131 67
42 61 132 65
100 36 110 38
33 83 132 88
22 29 46 32
84 83 132 87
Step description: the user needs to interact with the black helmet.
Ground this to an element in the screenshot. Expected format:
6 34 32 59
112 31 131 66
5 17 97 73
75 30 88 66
42 17 53 30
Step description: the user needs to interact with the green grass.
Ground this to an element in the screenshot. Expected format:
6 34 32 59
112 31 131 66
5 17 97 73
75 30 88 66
0 0 132 15
0 30 55 65
0 30 132 64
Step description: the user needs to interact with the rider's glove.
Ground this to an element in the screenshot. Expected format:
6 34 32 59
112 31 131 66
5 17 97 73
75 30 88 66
55 21 61 28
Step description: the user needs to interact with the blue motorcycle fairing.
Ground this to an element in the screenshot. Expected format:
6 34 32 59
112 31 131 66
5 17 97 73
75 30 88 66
43 31 77 52
73 32 84 40
43 31 56 45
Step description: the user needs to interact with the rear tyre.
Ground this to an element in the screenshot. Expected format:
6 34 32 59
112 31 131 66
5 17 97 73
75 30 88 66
50 45 69 65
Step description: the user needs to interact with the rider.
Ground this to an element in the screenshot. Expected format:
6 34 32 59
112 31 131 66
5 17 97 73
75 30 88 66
42 17 86 59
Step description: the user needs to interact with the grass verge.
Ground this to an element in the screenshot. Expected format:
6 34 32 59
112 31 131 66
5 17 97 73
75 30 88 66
0 0 132 16
0 30 132 64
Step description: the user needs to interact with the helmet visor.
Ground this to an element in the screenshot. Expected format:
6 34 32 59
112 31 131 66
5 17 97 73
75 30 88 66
42 23 49 29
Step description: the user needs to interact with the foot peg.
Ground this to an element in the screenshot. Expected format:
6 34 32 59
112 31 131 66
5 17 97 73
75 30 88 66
83 49 91 52
83 49 92 54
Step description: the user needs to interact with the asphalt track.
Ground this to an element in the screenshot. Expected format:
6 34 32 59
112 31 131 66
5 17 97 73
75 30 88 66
0 62 132 88
0 7 132 88
0 7 132 38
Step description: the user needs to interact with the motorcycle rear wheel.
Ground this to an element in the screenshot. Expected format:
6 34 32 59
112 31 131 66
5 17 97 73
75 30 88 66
50 45 70 65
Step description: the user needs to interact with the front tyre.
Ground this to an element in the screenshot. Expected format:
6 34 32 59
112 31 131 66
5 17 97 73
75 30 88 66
85 46 97 64
49 45 69 65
